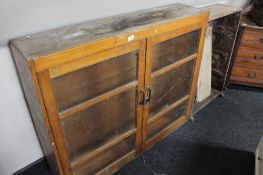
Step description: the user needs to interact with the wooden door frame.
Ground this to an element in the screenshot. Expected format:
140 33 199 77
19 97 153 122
185 21 208 120
37 70 73 175
36 40 147 175
142 20 208 149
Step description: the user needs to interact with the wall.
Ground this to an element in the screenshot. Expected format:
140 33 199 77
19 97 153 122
0 0 238 174
0 48 43 174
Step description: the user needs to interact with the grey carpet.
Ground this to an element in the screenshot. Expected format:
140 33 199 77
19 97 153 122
16 85 263 175
114 85 263 175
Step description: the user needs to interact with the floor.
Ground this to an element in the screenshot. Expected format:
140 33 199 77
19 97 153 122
17 85 263 175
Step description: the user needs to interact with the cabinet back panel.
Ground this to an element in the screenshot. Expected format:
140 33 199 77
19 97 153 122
211 12 241 91
52 51 138 112
212 32 234 53
212 49 228 75
149 60 195 117
152 30 200 72
73 135 135 175
147 102 186 140
61 88 136 161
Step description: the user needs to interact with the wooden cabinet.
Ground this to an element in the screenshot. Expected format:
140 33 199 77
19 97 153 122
230 15 263 87
143 29 201 148
208 5 241 91
193 4 241 115
10 3 208 175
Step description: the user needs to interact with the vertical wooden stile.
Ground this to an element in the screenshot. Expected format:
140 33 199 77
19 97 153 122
37 70 73 175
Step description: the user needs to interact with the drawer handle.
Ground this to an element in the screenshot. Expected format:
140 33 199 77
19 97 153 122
254 55 263 61
139 90 145 105
247 72 257 79
260 37 263 44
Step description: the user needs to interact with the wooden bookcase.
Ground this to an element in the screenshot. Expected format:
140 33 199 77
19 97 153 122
193 4 241 115
10 3 208 175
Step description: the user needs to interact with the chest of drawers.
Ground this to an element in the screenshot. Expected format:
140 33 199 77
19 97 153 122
10 3 208 175
230 15 263 87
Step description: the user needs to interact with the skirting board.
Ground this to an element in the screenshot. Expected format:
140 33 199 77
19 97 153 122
13 157 50 175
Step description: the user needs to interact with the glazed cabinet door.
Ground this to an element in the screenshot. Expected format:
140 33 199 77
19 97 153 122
143 24 203 148
37 40 146 175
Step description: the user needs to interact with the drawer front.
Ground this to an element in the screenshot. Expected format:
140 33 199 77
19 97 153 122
231 65 263 85
235 46 263 68
240 28 263 49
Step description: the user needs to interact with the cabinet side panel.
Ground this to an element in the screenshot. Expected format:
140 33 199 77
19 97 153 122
10 44 61 175
185 19 209 120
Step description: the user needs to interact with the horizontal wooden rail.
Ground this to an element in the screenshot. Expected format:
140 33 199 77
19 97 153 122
94 150 137 175
71 129 136 169
49 41 141 78
33 15 208 72
148 95 189 124
151 53 197 79
146 115 188 148
59 81 138 119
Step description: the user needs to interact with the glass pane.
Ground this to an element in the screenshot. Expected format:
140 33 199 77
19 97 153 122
147 101 187 140
61 88 136 161
52 50 139 112
73 134 135 175
152 30 200 72
149 60 195 118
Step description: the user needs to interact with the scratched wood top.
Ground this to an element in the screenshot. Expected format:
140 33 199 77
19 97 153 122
203 3 241 22
10 3 207 61
241 15 263 30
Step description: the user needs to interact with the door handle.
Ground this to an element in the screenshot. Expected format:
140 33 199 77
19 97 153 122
254 55 263 61
247 72 257 79
145 88 152 103
139 90 145 105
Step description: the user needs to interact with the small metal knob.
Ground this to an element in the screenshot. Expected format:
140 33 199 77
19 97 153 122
254 55 263 61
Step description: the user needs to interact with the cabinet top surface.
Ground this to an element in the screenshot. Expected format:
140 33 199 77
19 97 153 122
203 3 241 22
10 3 207 61
241 15 263 30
